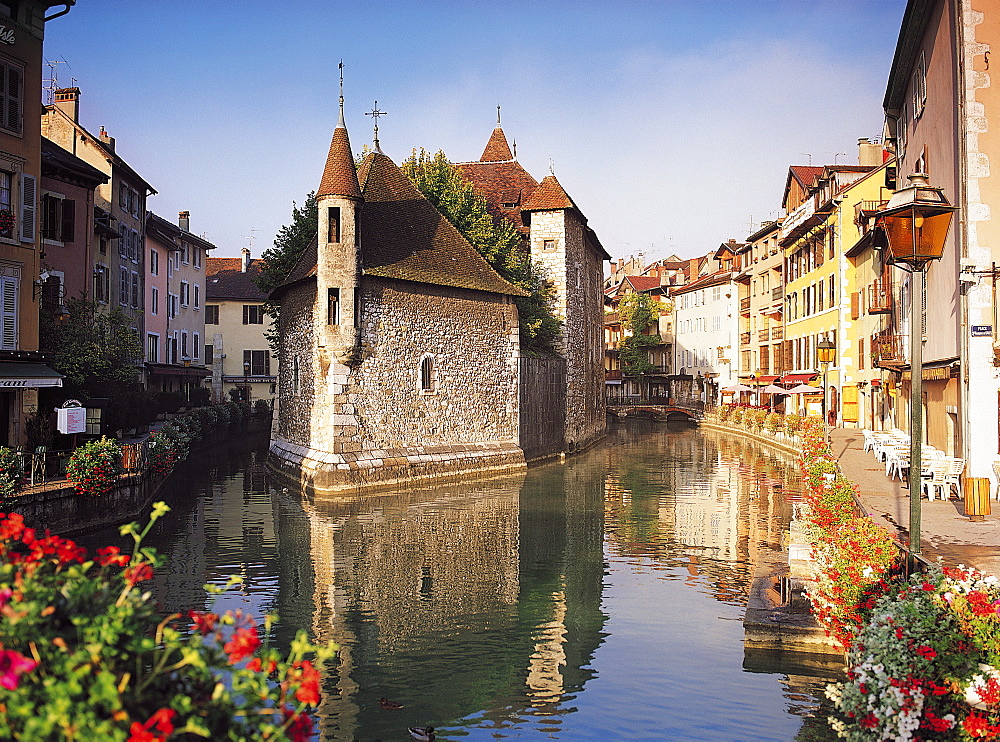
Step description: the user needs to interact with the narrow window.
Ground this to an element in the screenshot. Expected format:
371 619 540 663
543 239 555 251
206 305 220 324
419 355 435 392
327 207 341 243
292 355 300 395
327 288 340 325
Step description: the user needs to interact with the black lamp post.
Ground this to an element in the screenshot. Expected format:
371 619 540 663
817 338 836 439
876 173 957 555
243 360 251 403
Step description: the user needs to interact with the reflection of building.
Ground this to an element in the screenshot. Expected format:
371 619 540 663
205 251 275 404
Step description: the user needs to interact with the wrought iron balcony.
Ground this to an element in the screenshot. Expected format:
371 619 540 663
740 332 751 346
868 279 892 314
740 297 751 312
771 327 783 340
872 333 906 366
758 329 770 341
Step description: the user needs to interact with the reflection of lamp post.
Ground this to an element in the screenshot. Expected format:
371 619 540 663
876 173 957 556
243 360 251 402
817 338 836 444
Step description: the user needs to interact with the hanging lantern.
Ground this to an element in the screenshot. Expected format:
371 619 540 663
876 173 956 270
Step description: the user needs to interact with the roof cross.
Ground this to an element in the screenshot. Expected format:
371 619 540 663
366 101 387 152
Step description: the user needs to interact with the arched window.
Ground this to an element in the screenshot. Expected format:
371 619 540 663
419 355 435 393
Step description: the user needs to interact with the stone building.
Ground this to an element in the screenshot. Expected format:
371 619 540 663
457 120 609 452
268 101 528 493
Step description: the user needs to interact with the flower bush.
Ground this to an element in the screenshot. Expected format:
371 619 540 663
0 503 335 740
0 447 23 506
66 436 123 497
145 431 181 477
829 565 1000 740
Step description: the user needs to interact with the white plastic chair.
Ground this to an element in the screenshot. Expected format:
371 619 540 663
921 460 949 501
942 457 965 499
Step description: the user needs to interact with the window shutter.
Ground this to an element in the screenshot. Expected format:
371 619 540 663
850 292 860 320
19 173 35 243
842 385 859 423
6 65 20 134
242 305 249 324
264 350 271 375
60 198 75 242
0 275 16 349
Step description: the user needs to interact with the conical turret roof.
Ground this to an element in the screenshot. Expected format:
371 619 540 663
317 118 361 199
480 126 514 162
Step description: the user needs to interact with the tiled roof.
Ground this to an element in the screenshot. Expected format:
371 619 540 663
206 257 268 300
669 269 733 295
356 151 526 296
625 276 661 292
317 124 361 199
455 159 538 233
790 165 824 188
521 174 577 212
480 126 514 161
274 153 528 298
41 137 107 187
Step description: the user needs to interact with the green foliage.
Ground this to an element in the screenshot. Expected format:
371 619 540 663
401 148 562 354
66 437 123 497
24 409 53 451
253 398 272 416
0 505 334 740
619 334 660 376
617 292 659 335
39 298 142 390
0 446 23 505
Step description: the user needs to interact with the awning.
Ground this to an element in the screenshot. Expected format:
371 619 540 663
0 362 63 388
781 372 818 384
146 363 211 378
754 375 780 385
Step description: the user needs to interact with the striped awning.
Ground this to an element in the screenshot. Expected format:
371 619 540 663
0 362 63 388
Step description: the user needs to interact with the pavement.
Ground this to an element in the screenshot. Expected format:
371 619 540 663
830 427 1000 577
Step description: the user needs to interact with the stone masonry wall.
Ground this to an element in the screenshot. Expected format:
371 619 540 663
269 276 525 493
530 211 607 451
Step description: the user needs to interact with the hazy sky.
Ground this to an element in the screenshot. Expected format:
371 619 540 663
43 0 907 261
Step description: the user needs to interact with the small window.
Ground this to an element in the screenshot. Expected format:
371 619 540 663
206 305 220 324
194 284 200 309
150 249 158 276
180 281 189 307
543 240 555 251
327 288 340 325
193 332 200 359
327 207 341 243
419 354 436 393
243 304 264 324
205 343 214 364
146 333 159 364
150 286 158 315
292 355 300 395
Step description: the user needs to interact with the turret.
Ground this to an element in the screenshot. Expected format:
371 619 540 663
316 76 363 364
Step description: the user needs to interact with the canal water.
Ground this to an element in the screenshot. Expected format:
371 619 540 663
80 420 840 741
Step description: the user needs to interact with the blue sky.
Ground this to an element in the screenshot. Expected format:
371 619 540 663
43 0 907 261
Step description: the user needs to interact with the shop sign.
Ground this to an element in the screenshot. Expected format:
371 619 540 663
972 325 992 337
0 26 15 45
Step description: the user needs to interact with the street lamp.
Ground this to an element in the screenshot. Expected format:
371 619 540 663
243 360 251 403
876 173 957 555
817 338 836 437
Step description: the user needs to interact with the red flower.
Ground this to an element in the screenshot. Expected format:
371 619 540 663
964 713 992 738
96 545 131 568
859 713 878 729
282 706 314 742
189 610 218 636
224 625 261 664
127 708 175 742
293 659 321 705
914 645 937 660
124 563 154 586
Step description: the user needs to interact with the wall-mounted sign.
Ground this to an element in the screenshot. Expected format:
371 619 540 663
57 406 86 434
0 26 15 45
972 325 993 337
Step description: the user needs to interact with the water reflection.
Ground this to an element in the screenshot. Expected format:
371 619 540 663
75 423 836 741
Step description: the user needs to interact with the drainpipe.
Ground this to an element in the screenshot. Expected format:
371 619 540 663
955 0 972 474
44 2 74 21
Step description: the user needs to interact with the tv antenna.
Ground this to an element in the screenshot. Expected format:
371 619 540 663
43 57 71 104
798 152 812 166
244 228 259 252
833 151 848 164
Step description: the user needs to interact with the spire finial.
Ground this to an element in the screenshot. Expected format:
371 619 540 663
497 104 501 127
366 100 387 153
512 138 516 160
337 61 345 128
548 157 555 176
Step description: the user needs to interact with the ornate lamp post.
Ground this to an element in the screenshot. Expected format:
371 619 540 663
817 338 836 443
876 173 957 555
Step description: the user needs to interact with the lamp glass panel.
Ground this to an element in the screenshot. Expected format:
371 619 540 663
882 207 953 262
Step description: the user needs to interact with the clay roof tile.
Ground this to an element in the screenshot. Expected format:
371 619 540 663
317 124 361 199
480 126 514 162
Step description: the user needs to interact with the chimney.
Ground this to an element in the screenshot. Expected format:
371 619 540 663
178 210 190 232
858 137 882 167
98 126 115 152
53 87 80 123
242 247 251 273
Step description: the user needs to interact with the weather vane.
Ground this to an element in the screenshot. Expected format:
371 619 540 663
366 101 387 152
497 104 501 126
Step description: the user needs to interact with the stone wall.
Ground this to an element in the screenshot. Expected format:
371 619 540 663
529 210 607 452
270 277 526 493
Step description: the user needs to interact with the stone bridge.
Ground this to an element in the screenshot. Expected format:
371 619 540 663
606 402 704 422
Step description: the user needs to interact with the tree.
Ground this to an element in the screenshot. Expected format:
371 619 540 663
617 292 662 376
256 192 317 297
401 148 561 355
40 298 142 389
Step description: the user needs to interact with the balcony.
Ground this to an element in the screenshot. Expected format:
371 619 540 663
605 369 622 381
740 297 751 312
771 327 783 340
771 286 784 301
854 199 888 228
740 332 751 346
872 334 906 366
758 329 770 341
868 280 892 314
